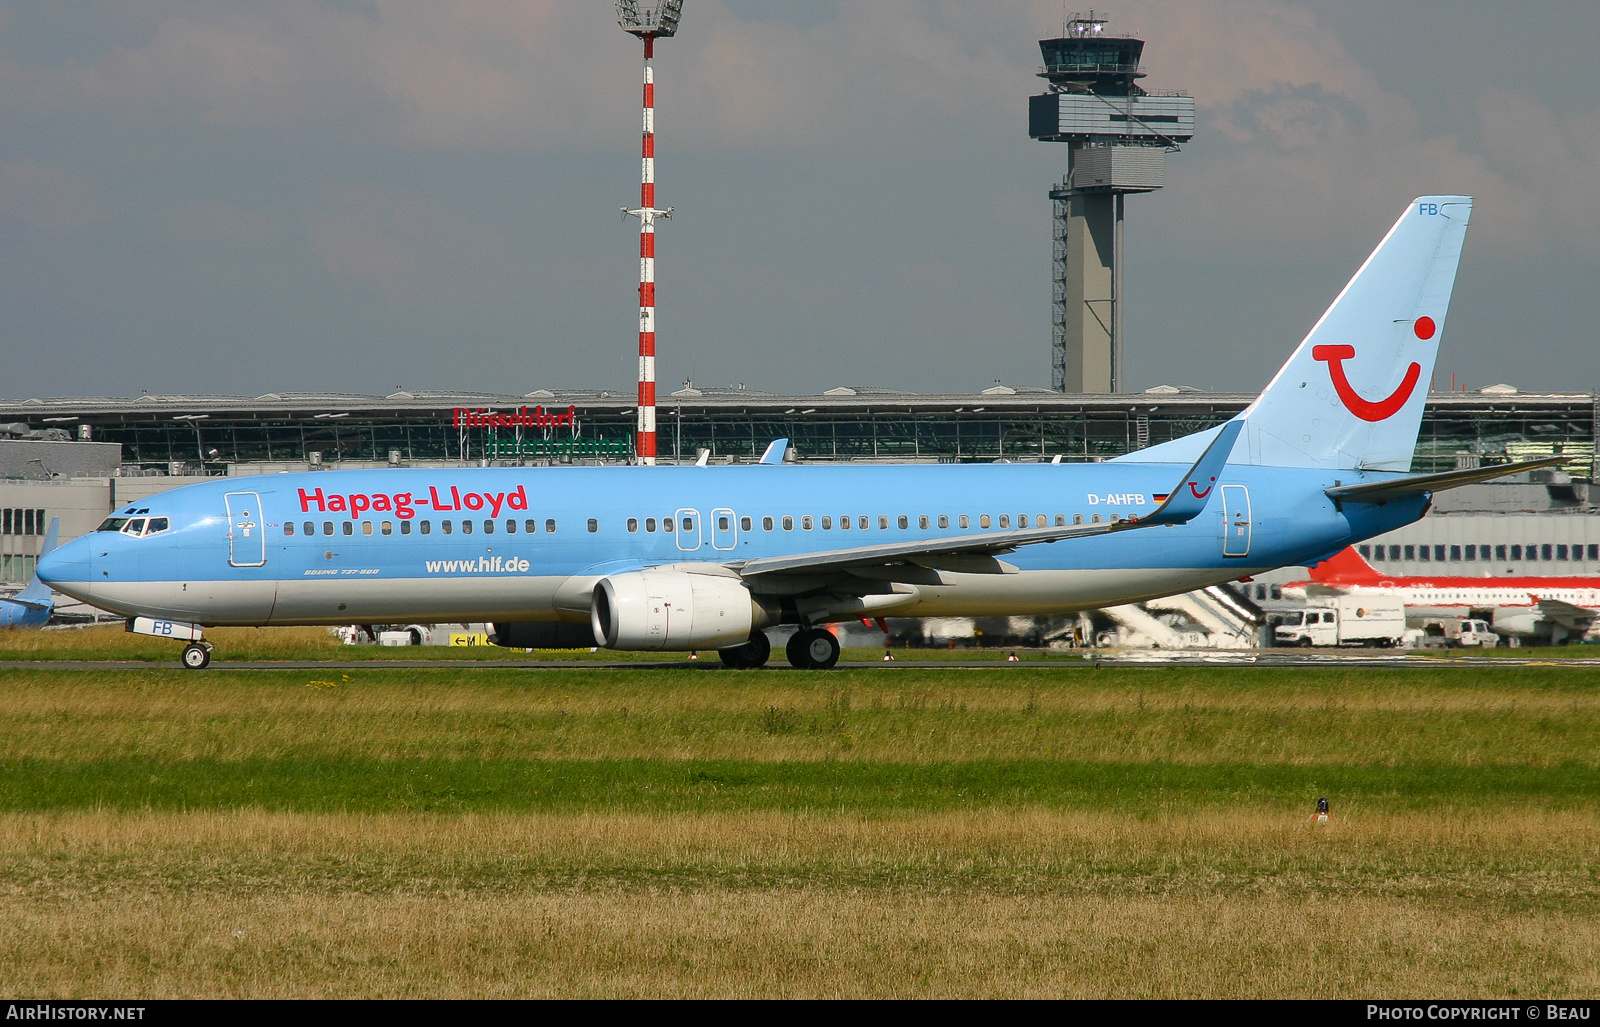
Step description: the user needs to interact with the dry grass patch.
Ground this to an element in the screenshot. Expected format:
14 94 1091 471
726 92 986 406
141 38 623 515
4 889 1595 998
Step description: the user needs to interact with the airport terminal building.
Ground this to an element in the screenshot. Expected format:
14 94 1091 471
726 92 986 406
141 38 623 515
3 385 1594 478
3 385 1595 587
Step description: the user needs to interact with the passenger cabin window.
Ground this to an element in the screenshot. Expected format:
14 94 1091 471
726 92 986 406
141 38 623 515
938 515 948 529
303 522 315 536
420 521 431 535
664 518 675 533
1403 545 1414 560
1542 544 1553 560
505 520 516 534
284 523 295 536
878 516 889 530
719 516 731 531
821 516 831 530
587 519 599 533
1054 515 1065 527
839 516 850 530
1434 545 1445 561
1558 544 1569 560
740 517 752 531
342 522 353 536
681 517 693 532
381 521 393 536
959 515 970 529
526 520 538 533
762 517 774 531
1073 514 1084 526
646 518 657 532
918 516 929 529
324 522 334 536
782 516 794 531
400 522 411 535
442 521 453 535
801 516 813 530
483 520 494 534
546 519 557 533
1419 545 1431 562
461 520 473 535
362 522 374 536
628 518 639 533
897 516 908 529
999 515 1011 529
1091 515 1102 524
979 515 991 529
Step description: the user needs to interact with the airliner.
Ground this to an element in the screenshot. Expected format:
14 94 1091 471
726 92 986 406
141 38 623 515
39 195 1549 669
1285 546 1599 644
0 517 59 629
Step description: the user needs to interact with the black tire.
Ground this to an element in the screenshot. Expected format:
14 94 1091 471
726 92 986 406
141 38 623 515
720 631 771 669
787 628 840 670
181 643 211 670
785 631 808 668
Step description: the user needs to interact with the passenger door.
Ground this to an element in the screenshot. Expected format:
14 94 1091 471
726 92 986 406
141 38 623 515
225 492 266 567
1221 485 1251 558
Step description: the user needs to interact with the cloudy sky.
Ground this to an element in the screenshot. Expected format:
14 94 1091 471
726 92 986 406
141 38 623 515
1 0 1596 400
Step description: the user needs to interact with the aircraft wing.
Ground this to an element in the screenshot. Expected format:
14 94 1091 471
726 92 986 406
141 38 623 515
1325 456 1563 504
1533 596 1597 628
736 421 1242 579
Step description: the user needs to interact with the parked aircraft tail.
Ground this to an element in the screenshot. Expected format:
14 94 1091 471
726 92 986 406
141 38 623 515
1119 195 1472 471
12 516 60 606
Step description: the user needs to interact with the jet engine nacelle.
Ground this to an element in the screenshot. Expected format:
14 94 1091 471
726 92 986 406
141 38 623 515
591 570 757 650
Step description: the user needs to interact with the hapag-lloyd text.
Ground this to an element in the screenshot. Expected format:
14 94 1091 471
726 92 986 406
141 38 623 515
298 485 529 521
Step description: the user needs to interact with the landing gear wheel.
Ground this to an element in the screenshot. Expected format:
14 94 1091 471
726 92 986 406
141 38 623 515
719 631 772 669
786 628 840 670
181 643 212 670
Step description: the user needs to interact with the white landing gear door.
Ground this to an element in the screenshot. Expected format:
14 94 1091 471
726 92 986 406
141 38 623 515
225 491 267 567
1221 485 1251 558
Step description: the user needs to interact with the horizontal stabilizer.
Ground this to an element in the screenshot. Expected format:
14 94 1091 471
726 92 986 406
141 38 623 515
1325 456 1563 503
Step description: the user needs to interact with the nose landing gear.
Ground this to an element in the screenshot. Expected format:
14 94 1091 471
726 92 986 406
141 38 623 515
181 642 213 670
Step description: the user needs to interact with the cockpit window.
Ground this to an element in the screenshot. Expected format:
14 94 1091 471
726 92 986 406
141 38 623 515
122 519 147 535
97 518 130 532
146 517 169 534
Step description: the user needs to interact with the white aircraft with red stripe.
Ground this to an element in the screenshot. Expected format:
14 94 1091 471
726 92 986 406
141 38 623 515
1283 547 1600 643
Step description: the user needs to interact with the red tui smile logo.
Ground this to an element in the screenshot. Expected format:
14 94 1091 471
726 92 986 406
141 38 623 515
1311 335 1425 422
1188 477 1215 499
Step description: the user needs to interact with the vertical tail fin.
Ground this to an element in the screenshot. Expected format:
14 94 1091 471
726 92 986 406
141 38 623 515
1118 195 1472 470
13 516 59 604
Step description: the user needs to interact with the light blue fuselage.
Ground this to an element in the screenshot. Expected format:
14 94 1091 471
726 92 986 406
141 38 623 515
38 462 1424 628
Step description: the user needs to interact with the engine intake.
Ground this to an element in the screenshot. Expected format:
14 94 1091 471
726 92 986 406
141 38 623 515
591 571 757 650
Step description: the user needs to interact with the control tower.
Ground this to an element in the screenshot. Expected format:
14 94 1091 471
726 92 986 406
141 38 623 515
1029 12 1193 393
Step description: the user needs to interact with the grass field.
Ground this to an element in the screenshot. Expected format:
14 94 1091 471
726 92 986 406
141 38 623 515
1 632 1598 997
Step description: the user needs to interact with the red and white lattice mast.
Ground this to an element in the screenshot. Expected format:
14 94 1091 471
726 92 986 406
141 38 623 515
617 1 684 465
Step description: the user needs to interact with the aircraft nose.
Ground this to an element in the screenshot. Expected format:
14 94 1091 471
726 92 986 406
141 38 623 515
37 536 91 585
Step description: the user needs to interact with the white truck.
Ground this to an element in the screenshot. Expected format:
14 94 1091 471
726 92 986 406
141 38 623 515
1413 617 1501 648
1274 597 1407 648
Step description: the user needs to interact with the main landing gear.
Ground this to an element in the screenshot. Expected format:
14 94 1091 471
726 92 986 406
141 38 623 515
785 628 841 670
719 631 772 669
181 642 213 670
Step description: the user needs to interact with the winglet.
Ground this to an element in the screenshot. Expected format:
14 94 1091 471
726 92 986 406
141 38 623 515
758 439 789 465
1138 420 1242 526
